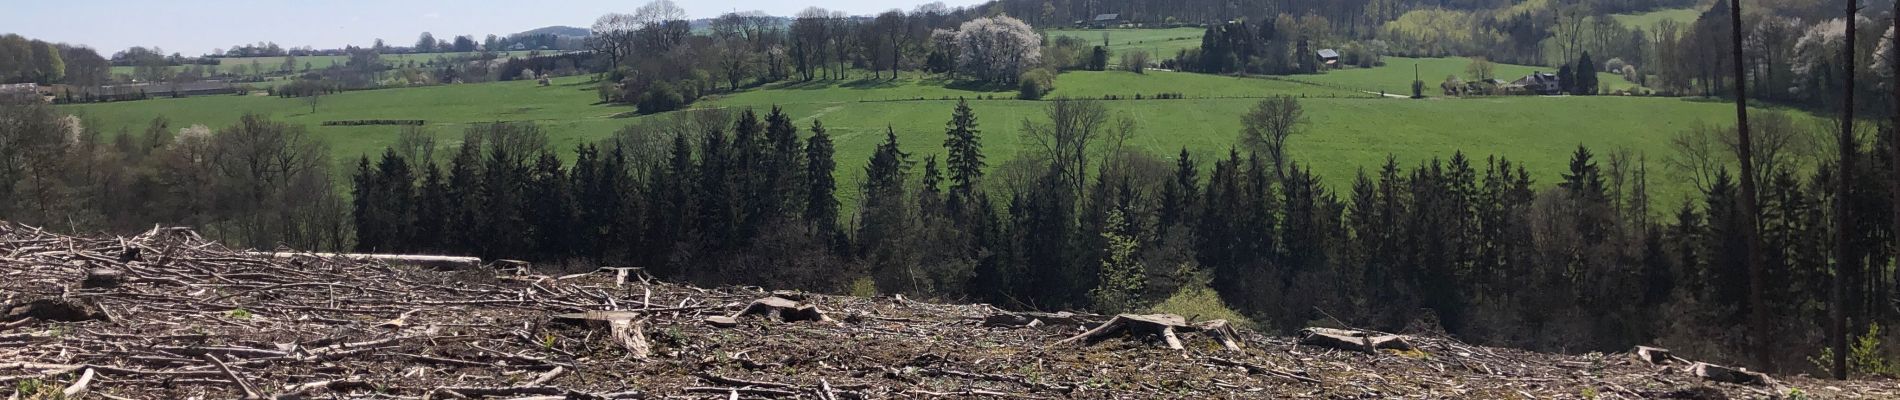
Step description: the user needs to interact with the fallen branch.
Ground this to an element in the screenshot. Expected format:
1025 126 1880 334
60 368 95 398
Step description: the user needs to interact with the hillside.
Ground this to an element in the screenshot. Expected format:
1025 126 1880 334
2 224 1895 398
516 26 591 38
64 68 1747 205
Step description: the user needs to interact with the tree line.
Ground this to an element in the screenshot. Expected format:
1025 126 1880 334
338 93 1900 375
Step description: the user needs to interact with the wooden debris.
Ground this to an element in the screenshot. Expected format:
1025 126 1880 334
726 296 833 324
1054 314 1241 352
1689 362 1771 386
1298 327 1415 353
1633 346 1674 365
4 297 104 322
0 223 1886 399
82 267 125 288
551 311 650 359
61 367 95 398
245 251 482 269
982 311 1099 328
704 315 740 328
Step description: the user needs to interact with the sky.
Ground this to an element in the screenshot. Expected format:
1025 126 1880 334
8 0 989 57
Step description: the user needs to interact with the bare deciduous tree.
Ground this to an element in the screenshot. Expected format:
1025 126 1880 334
1022 99 1111 199
1665 112 1819 196
1239 96 1306 180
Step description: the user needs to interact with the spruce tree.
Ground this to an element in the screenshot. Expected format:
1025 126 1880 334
732 109 767 239
764 106 803 223
350 156 380 252
804 120 839 236
944 98 985 211
1576 51 1599 95
375 150 417 252
413 164 449 253
527 153 573 260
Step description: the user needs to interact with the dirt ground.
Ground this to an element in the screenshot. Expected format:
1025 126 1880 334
2 224 1896 399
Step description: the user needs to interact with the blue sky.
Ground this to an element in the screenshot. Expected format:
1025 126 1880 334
9 0 988 56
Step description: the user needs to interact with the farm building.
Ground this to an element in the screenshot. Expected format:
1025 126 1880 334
98 81 239 100
1507 72 1562 95
1089 13 1121 28
1316 49 1340 67
0 83 49 102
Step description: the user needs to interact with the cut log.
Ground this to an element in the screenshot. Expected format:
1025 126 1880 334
982 311 1100 328
550 311 650 359
1632 346 1673 365
1689 362 1771 386
245 252 481 270
4 298 104 322
731 297 833 323
1196 320 1246 351
1298 327 1414 353
703 316 739 328
1056 314 1191 350
81 267 125 289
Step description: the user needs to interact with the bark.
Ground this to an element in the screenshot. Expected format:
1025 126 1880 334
1727 0 1771 371
1833 0 1859 381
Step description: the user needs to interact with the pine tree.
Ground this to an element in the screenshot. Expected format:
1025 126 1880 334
944 98 985 212
375 150 417 252
764 106 803 224
1158 148 1198 230
413 164 449 253
445 138 484 255
804 120 839 237
861 126 915 293
732 109 767 240
1575 51 1599 95
350 156 381 252
697 120 739 250
527 153 573 260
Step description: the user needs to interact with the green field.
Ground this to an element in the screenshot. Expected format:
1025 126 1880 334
109 51 547 76
1612 8 1701 29
1288 56 1645 95
1047 28 1205 58
64 66 1759 207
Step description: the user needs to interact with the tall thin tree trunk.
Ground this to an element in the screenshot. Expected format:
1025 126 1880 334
1890 6 1900 370
1727 0 1771 371
1834 0 1860 381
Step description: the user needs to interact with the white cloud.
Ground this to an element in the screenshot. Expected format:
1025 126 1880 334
422 12 442 19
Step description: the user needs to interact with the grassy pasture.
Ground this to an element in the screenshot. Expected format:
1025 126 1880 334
1046 28 1205 58
1287 56 1646 95
64 68 1754 206
1612 8 1701 29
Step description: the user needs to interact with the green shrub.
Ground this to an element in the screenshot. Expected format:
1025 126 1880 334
1146 267 1255 330
1810 322 1898 377
1018 69 1055 100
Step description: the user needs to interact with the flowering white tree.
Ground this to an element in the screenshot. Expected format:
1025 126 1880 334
954 16 1041 83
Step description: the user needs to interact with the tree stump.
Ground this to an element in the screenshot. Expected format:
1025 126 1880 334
1632 346 1673 365
1053 314 1242 351
1689 362 1771 386
551 311 649 358
1298 327 1414 353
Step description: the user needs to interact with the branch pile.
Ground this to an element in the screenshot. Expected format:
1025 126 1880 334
1 224 1895 399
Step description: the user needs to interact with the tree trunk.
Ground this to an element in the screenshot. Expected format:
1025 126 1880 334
1890 7 1900 380
1727 0 1771 372
1833 0 1860 381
